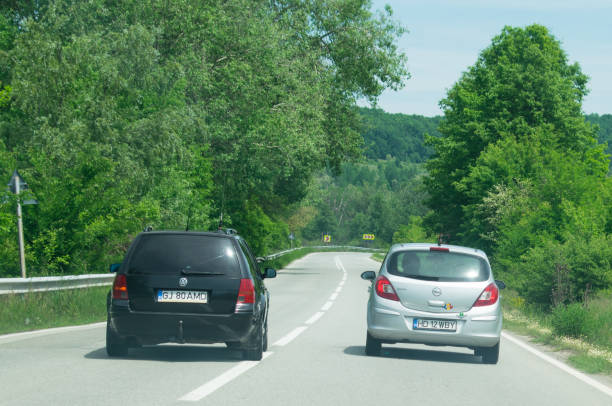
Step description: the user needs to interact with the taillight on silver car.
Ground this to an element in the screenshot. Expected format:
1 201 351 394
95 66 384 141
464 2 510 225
473 282 499 307
112 274 129 300
375 275 400 301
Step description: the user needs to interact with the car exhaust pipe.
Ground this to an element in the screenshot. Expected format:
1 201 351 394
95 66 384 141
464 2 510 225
177 320 185 344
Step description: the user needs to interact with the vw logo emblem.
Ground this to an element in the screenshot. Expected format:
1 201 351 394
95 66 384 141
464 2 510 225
432 287 442 296
179 277 188 287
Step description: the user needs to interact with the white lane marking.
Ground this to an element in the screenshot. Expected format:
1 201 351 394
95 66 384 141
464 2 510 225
329 292 338 301
339 280 345 286
321 301 333 311
0 322 105 344
179 352 273 402
335 286 342 293
272 326 308 347
502 332 612 398
305 312 325 325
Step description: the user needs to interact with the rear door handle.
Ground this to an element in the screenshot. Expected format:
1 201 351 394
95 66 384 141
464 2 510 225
428 300 444 307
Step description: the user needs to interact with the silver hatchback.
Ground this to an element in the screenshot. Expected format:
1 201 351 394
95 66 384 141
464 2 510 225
361 243 505 364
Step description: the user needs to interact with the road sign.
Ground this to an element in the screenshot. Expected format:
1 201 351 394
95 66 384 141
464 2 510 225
7 170 28 194
362 234 375 240
323 234 331 243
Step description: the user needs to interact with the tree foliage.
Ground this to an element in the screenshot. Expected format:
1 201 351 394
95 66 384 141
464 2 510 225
359 107 440 162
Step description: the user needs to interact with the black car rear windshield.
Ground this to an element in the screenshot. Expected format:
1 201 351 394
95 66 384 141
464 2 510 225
387 250 490 282
127 234 241 277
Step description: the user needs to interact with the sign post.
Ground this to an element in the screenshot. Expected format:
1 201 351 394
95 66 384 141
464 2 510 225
7 170 37 278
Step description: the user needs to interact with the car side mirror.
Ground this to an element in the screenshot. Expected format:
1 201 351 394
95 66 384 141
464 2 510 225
495 280 506 290
263 268 277 279
361 271 376 281
109 263 121 273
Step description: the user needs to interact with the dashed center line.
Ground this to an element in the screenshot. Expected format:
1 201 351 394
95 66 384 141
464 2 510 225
179 352 273 402
272 326 308 347
179 254 349 402
305 311 325 325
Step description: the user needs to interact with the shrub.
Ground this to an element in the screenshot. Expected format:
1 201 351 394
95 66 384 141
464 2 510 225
551 302 591 338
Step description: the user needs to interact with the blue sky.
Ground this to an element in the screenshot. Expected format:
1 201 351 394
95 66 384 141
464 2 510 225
368 0 612 116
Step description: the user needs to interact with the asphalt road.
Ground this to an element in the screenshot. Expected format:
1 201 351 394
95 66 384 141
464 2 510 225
1 252 611 405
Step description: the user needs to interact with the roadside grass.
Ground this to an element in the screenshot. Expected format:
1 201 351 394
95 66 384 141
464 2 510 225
0 287 109 335
502 290 612 375
371 252 385 262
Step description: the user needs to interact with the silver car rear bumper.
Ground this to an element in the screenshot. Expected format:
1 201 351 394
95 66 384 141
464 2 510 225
367 298 502 348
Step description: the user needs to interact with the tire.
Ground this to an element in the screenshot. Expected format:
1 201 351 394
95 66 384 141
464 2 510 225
243 322 264 361
480 341 500 364
106 320 128 357
262 319 269 353
365 332 381 356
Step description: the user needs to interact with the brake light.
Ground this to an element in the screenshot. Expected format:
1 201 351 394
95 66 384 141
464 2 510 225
237 279 255 303
112 274 128 300
473 283 499 307
375 276 399 301
430 246 449 252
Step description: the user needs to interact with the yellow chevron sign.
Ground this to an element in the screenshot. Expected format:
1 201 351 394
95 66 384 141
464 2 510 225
362 234 375 240
323 235 331 242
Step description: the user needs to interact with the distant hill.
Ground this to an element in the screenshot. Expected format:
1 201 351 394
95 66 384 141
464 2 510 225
359 109 611 165
358 107 441 163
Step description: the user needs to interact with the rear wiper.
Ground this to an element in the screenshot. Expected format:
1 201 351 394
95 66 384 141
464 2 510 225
180 269 225 276
407 275 439 281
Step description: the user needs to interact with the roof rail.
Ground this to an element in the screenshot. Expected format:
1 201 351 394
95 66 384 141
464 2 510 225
216 228 238 235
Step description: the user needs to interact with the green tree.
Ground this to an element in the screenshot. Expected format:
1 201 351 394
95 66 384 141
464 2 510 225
425 24 606 243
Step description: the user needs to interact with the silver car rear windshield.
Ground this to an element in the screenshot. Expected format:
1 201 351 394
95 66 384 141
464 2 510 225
387 250 490 282
127 234 241 276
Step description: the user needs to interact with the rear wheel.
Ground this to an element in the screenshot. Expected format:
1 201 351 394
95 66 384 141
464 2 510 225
243 322 264 361
106 320 128 357
479 341 500 364
365 332 381 356
262 319 269 353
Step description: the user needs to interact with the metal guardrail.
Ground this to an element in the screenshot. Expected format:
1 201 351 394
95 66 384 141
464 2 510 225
0 245 384 295
0 274 116 295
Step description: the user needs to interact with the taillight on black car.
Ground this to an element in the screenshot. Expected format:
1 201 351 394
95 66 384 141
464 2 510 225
473 282 499 307
112 274 128 300
235 278 255 313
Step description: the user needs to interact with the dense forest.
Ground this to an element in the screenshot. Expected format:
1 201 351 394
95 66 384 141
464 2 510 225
0 0 408 276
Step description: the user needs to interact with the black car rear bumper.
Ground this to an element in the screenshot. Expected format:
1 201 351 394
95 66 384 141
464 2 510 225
109 299 258 346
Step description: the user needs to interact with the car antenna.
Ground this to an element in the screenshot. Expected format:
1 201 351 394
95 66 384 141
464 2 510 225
437 233 449 246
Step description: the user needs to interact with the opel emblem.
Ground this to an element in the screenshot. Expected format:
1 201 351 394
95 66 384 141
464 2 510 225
432 287 442 296
179 277 188 287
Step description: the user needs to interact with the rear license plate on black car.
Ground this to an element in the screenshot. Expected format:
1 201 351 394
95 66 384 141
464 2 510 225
157 290 208 303
413 319 457 331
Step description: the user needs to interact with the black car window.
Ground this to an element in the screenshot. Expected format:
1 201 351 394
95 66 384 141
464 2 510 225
238 240 261 280
387 250 490 282
127 234 241 277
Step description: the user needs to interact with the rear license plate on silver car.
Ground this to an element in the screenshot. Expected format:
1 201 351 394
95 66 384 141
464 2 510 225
413 319 457 331
157 290 208 303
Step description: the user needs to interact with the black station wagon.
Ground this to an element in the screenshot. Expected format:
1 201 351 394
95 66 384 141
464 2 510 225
106 230 276 360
